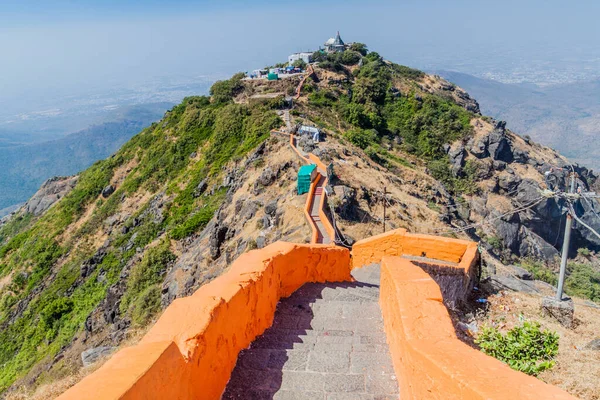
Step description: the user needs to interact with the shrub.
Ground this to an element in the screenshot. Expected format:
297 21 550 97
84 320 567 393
209 73 245 104
344 129 378 150
577 247 591 257
41 298 74 327
565 262 600 302
475 321 559 376
131 285 161 326
519 258 558 286
292 59 307 69
120 240 176 313
350 42 368 56
486 235 503 251
341 50 361 66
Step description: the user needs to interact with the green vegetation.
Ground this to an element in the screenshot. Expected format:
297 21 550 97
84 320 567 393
306 50 474 192
291 59 307 69
518 258 600 302
564 262 600 302
209 73 246 104
476 321 559 376
0 78 281 391
120 239 175 320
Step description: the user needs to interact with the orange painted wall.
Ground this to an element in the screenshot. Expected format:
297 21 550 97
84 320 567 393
287 132 336 244
352 228 477 270
379 256 577 400
58 243 351 400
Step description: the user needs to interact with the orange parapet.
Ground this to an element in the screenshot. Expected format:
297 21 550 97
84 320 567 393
379 256 577 400
57 243 351 400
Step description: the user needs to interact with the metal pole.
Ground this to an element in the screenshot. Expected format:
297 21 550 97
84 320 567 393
383 187 387 233
556 173 576 301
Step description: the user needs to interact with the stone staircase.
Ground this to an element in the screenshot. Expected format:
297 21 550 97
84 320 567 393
222 264 398 399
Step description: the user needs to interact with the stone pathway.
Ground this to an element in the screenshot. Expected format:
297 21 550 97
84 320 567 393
222 265 398 400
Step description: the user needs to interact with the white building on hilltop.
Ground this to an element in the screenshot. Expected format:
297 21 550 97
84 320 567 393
324 31 346 53
288 52 313 65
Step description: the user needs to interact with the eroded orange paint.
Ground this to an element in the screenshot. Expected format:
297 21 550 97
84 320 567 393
58 243 351 400
379 256 577 400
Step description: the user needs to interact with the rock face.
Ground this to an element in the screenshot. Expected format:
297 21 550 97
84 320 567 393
81 346 116 367
22 176 78 216
446 114 600 261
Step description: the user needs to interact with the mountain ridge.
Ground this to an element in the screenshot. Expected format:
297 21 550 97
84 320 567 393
1 46 599 398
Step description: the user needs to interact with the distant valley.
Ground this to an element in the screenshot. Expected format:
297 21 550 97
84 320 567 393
437 71 600 171
0 104 169 214
0 76 216 215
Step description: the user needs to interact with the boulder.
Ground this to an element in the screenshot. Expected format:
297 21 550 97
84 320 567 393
209 223 228 260
257 167 278 187
448 144 466 177
102 185 115 198
498 172 522 193
256 235 266 249
468 136 489 159
193 179 208 198
487 121 513 162
509 265 533 280
24 175 79 215
490 274 539 294
81 346 116 367
265 200 278 216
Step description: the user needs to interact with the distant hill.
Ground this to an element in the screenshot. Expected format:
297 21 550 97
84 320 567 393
0 103 170 212
437 71 600 171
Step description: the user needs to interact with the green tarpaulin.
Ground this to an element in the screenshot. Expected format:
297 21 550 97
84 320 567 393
297 164 316 195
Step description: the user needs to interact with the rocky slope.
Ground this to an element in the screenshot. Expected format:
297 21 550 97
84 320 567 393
1 47 600 397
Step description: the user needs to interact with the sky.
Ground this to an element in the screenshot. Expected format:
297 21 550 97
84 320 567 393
1 0 600 111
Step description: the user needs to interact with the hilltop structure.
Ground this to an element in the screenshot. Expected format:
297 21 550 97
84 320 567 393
288 51 313 65
324 31 346 53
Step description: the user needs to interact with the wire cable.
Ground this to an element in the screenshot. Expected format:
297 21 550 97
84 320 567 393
569 203 600 241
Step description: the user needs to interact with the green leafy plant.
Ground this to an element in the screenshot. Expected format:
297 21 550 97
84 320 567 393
475 321 559 376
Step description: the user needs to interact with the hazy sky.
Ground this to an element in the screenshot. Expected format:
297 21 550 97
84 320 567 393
1 0 600 106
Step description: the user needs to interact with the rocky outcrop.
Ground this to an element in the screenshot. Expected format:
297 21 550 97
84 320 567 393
81 346 116 367
23 175 78 216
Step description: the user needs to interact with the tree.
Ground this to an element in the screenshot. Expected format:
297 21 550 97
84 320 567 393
292 59 307 69
209 73 245 104
311 51 327 62
341 50 361 66
350 42 368 56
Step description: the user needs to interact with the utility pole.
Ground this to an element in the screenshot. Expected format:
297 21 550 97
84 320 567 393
383 187 387 233
555 172 576 301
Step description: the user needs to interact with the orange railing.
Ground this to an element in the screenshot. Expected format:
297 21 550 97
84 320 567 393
380 255 576 400
58 243 351 400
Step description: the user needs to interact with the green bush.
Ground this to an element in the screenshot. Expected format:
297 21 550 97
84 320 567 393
565 262 600 302
344 129 378 150
120 240 175 314
41 298 74 327
519 259 558 286
577 247 591 256
131 285 161 326
209 73 245 104
349 42 368 56
292 59 306 69
340 50 361 66
475 321 559 376
170 207 215 240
